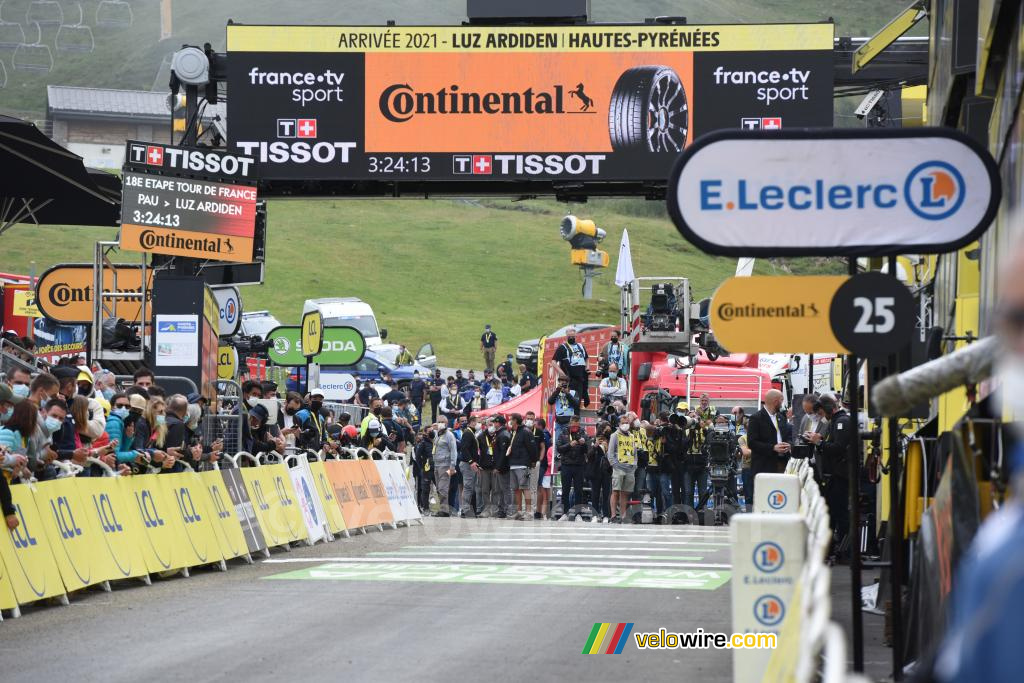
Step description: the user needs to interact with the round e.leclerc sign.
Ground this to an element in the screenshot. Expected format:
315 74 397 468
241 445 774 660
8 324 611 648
667 128 1001 257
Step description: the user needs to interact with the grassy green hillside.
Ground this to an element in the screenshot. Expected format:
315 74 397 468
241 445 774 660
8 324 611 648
0 197 837 369
0 0 913 115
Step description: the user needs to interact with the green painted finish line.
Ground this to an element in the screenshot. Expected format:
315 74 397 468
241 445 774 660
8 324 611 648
265 562 731 590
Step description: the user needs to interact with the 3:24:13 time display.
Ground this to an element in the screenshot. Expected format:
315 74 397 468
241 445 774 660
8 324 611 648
367 156 431 173
131 210 180 227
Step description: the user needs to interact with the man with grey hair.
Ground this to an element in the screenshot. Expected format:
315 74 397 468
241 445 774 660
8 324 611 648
746 389 792 500
93 369 117 402
430 416 459 517
164 394 191 456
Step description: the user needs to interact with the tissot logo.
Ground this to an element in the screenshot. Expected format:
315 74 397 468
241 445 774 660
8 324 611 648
379 83 593 123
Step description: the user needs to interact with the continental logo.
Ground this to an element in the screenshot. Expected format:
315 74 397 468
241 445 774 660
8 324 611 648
716 302 819 322
379 83 597 122
121 224 255 264
139 229 235 254
46 282 149 309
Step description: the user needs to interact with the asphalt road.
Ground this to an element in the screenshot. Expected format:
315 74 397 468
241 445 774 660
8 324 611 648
0 518 736 682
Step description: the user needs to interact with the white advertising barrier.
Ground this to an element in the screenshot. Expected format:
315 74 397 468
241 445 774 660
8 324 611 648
730 513 808 683
319 372 358 402
374 459 421 523
753 473 800 514
668 128 1000 257
288 459 329 545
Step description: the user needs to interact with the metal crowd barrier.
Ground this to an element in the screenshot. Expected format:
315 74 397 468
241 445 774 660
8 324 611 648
201 412 243 457
766 458 869 683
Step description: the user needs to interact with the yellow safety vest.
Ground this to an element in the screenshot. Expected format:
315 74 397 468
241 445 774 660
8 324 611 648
616 431 637 466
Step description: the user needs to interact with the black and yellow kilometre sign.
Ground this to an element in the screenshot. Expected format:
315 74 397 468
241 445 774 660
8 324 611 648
225 23 833 184
301 310 323 359
711 276 848 353
711 274 915 356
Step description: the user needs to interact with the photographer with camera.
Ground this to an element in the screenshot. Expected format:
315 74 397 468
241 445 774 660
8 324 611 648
731 407 754 511
678 403 709 510
552 327 589 410
599 362 628 405
547 376 581 450
646 415 673 517
556 415 589 520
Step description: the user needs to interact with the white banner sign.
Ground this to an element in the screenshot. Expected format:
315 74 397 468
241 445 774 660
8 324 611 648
319 372 358 402
375 460 421 523
669 129 1000 257
290 460 329 544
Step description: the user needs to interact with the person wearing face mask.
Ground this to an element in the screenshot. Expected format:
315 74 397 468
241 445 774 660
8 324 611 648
359 397 385 440
0 383 18 427
476 416 508 517
458 415 481 518
548 377 581 456
74 366 109 436
606 414 638 523
498 354 516 386
442 385 466 425
413 427 435 513
0 401 37 482
587 434 612 522
293 389 328 451
803 393 851 556
430 416 459 517
552 327 590 411
246 403 284 457
506 413 536 520
6 367 33 401
600 331 625 376
557 415 589 520
599 363 628 404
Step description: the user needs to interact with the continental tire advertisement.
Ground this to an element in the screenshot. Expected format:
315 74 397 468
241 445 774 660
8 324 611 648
226 24 834 185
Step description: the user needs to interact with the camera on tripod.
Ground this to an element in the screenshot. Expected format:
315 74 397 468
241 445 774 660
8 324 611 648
702 426 738 481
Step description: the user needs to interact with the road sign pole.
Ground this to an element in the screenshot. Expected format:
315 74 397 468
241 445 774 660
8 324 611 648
887 256 904 680
847 257 864 672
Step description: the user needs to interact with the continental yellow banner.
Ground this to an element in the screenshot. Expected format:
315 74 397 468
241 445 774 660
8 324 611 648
227 24 834 53
710 276 849 353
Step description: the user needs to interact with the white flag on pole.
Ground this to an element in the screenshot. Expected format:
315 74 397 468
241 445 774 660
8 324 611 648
615 229 635 287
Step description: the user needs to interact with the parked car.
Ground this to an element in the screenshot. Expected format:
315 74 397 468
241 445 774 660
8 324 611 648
239 310 281 340
287 349 432 392
303 297 386 347
372 343 437 369
516 323 613 373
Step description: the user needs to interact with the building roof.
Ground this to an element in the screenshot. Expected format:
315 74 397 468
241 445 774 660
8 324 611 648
47 85 225 124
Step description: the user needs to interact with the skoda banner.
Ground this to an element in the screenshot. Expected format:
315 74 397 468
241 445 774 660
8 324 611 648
668 128 1001 256
267 325 366 366
226 23 834 185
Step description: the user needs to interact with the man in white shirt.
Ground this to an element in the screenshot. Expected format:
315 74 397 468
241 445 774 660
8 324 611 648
598 363 628 402
485 380 504 408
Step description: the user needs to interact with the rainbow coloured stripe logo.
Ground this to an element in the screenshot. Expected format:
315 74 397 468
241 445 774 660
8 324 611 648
582 622 634 654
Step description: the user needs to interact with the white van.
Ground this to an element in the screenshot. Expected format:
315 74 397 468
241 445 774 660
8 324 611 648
302 297 386 347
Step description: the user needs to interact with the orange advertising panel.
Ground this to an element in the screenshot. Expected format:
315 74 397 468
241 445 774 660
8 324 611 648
119 224 255 263
35 263 153 324
365 52 692 153
358 459 395 526
324 460 373 529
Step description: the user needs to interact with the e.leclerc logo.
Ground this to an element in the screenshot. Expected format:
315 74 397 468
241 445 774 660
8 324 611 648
903 161 965 221
699 159 967 219
767 490 787 510
752 541 785 574
753 595 786 627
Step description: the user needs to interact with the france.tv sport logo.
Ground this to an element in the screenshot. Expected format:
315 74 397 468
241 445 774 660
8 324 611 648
582 623 634 654
699 159 966 220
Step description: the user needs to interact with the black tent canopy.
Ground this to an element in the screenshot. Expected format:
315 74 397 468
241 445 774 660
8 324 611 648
0 115 120 234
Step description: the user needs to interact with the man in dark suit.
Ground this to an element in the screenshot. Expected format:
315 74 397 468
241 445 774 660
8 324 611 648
746 389 792 501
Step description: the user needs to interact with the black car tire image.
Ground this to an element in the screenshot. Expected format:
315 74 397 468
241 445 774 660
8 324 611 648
608 65 689 153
